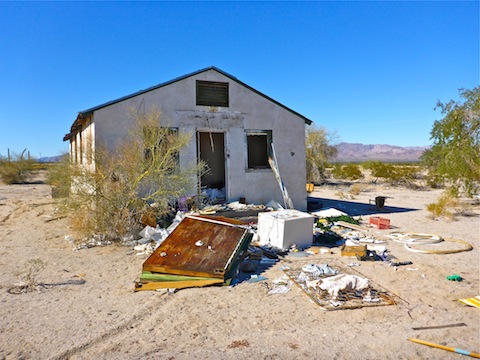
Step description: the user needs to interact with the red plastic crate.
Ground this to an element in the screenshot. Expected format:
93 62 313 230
369 216 390 229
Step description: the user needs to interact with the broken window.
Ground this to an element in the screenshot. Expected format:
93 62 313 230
246 130 272 169
196 80 229 107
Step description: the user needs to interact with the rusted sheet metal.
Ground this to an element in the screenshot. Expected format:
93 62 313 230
143 215 251 279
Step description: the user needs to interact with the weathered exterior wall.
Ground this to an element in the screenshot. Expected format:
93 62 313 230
87 69 308 210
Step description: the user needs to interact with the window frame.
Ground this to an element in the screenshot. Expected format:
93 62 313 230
196 80 229 107
245 130 273 170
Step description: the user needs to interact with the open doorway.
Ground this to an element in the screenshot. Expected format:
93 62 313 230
197 132 226 200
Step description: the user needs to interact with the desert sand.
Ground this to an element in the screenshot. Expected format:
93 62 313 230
0 176 479 360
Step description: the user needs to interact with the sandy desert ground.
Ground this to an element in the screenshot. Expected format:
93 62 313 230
0 176 479 360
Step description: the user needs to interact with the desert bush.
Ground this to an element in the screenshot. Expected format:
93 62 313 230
369 161 419 187
46 153 71 198
335 190 355 200
426 190 460 221
349 183 365 195
14 259 46 292
332 163 363 180
57 108 207 241
0 149 36 184
360 161 377 170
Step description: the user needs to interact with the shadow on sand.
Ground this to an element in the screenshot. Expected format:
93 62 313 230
308 196 419 217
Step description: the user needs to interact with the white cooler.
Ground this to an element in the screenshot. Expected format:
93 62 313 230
257 209 315 250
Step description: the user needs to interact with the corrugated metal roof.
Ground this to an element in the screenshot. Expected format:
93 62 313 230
63 66 313 141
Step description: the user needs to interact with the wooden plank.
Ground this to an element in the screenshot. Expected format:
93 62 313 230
142 216 251 279
140 271 217 282
134 278 224 291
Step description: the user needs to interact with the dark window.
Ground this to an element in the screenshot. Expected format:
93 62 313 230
196 80 229 107
246 130 272 169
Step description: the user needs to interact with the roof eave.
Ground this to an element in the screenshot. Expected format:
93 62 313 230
64 66 313 142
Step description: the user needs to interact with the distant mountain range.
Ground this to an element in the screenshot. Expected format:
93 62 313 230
37 155 63 163
334 142 429 162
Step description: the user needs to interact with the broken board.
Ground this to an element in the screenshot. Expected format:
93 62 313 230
143 215 252 279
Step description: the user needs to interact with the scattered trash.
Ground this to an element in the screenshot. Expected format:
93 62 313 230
459 296 480 309
311 208 347 218
73 235 112 251
412 323 467 331
446 274 463 281
257 209 315 250
319 274 369 298
405 238 473 255
247 275 268 283
369 216 390 229
305 246 331 255
199 201 266 215
135 215 252 291
306 183 315 193
265 199 284 211
389 261 413 267
407 338 480 358
268 285 291 294
388 232 443 244
283 260 395 310
268 275 292 295
334 220 368 232
301 263 338 276
341 244 367 257
356 250 380 261
363 290 381 303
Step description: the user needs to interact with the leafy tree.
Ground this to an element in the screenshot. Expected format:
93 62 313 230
422 87 480 196
306 125 338 183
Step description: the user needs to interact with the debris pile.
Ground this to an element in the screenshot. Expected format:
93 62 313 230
282 261 395 310
135 215 253 291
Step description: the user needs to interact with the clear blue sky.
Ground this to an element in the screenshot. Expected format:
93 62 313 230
0 1 478 158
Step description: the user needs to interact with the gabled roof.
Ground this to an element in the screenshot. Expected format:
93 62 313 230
64 66 312 141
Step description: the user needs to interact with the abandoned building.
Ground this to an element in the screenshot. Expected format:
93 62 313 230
63 66 313 210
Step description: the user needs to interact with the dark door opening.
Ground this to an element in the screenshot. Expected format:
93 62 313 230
198 132 226 196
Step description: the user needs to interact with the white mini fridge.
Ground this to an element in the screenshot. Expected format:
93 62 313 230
257 210 315 250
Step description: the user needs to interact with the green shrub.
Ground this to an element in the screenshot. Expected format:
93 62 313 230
0 150 36 184
426 190 459 221
56 108 207 241
46 153 71 198
369 161 419 186
332 163 363 180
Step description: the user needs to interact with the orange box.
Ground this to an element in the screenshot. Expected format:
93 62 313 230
369 216 390 229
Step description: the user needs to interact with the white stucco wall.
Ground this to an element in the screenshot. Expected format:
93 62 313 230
86 69 308 210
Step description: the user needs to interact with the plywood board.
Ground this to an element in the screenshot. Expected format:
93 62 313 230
143 216 251 279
